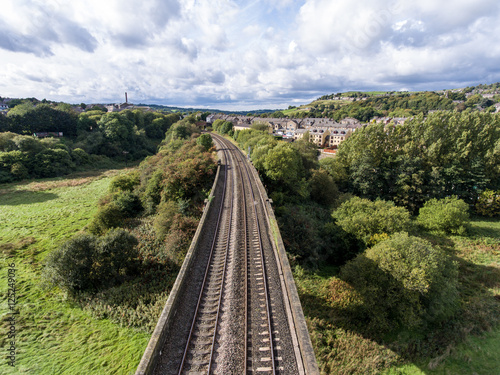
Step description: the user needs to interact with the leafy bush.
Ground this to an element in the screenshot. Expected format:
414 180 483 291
109 171 140 192
71 148 90 166
44 229 139 293
153 200 181 240
196 133 214 151
417 196 470 234
87 203 124 235
332 197 411 246
93 229 140 285
277 203 361 266
163 214 199 264
340 232 459 331
309 169 339 207
475 189 500 217
44 233 97 292
113 191 143 217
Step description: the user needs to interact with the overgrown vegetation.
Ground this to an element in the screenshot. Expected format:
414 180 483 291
214 110 500 374
44 115 216 311
0 114 216 373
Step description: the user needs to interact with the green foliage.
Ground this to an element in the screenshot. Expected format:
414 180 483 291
340 232 459 331
263 142 304 189
34 148 74 177
212 119 234 135
139 139 217 214
162 117 200 144
335 112 500 212
71 148 90 166
44 233 97 292
319 157 349 191
291 138 319 174
276 204 361 266
0 107 181 182
0 132 17 151
44 229 139 293
251 121 270 132
113 191 143 217
417 196 470 234
475 189 500 217
309 169 339 207
196 133 214 151
332 197 411 246
109 170 140 192
153 200 181 240
87 203 125 235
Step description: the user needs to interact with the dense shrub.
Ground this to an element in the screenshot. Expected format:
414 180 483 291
87 203 124 235
309 169 339 207
44 233 97 292
475 189 500 217
277 203 361 266
162 215 199 264
113 191 143 217
417 196 470 234
71 148 90 166
153 200 181 240
340 232 459 331
332 197 411 246
109 171 140 192
139 140 217 215
196 133 214 151
44 229 139 293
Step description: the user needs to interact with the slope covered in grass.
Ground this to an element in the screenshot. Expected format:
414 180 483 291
0 170 150 374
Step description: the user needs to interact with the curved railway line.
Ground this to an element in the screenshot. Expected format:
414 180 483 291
137 134 318 374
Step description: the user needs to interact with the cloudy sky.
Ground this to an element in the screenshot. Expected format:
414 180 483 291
1 0 500 110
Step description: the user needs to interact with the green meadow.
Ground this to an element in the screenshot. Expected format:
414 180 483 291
0 170 149 374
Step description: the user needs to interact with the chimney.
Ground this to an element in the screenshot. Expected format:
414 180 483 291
125 92 128 104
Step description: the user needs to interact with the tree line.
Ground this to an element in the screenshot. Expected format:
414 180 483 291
0 103 181 183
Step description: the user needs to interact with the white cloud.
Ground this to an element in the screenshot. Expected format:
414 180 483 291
1 0 500 109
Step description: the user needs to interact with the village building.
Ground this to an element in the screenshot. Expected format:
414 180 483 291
309 127 330 147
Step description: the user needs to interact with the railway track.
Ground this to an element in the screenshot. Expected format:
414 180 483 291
145 134 312 374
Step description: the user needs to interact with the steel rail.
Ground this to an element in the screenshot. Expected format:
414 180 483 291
177 143 233 374
215 135 276 375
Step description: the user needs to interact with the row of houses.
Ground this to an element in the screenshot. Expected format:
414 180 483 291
207 114 371 148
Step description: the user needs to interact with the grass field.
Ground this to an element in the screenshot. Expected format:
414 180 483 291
0 170 150 374
295 218 500 374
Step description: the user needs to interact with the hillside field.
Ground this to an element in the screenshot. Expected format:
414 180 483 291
0 170 149 374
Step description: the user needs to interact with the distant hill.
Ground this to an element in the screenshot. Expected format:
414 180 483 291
280 82 500 121
136 104 280 116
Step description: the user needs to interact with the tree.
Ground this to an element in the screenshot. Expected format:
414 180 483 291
332 197 411 246
196 134 214 151
417 196 470 234
341 232 459 331
219 121 234 135
291 138 319 175
251 121 270 132
263 142 304 190
309 169 339 207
